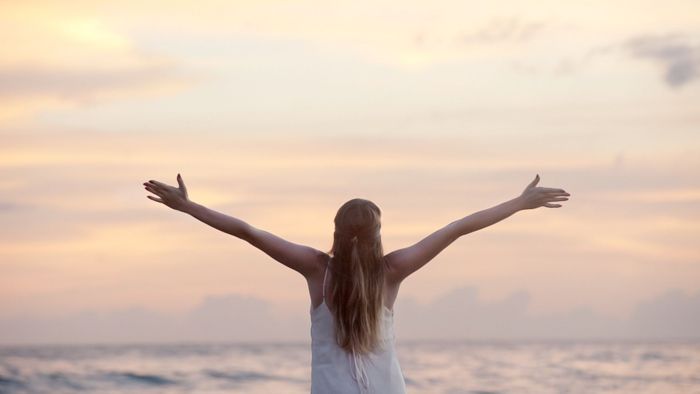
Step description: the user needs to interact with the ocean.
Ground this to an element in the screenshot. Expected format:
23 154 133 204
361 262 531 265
1 340 698 393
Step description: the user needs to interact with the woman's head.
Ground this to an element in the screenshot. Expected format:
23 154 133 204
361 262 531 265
332 198 382 252
327 198 386 355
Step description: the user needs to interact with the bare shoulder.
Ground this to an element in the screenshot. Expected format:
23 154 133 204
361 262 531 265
306 251 331 282
383 252 404 286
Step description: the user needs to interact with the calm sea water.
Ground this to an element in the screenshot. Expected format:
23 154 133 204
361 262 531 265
1 340 698 393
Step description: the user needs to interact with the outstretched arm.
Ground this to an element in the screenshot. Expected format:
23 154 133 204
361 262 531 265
385 174 570 284
143 174 324 278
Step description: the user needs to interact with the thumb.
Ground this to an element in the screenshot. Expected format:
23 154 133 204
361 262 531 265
527 174 540 188
177 173 186 189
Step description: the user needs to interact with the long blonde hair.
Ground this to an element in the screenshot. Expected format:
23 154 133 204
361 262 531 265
327 198 386 355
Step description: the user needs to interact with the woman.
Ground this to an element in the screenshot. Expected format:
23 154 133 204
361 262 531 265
143 173 570 393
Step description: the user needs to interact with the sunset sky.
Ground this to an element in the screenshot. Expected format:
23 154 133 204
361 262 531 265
1 0 699 343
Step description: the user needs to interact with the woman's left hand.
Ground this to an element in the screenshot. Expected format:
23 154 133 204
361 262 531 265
143 173 190 211
518 174 570 210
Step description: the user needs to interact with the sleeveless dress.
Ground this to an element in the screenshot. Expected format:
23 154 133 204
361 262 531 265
310 259 407 394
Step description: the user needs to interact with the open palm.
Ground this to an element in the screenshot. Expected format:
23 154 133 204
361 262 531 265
143 173 190 211
519 174 570 209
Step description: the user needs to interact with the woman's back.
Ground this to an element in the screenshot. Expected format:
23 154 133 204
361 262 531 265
310 258 407 394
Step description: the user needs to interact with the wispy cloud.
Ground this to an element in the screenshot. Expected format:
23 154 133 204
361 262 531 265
0 64 188 103
621 33 700 88
459 16 549 45
0 3 195 124
0 129 698 320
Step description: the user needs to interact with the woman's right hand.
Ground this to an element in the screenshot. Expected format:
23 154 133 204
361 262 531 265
518 174 570 210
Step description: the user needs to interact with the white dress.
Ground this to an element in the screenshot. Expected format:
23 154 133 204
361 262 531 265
310 259 407 394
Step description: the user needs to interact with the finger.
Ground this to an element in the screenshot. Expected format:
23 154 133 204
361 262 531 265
539 187 567 193
144 181 164 192
543 203 562 208
527 174 540 188
177 173 186 191
144 185 163 196
147 195 164 203
543 189 570 194
148 180 171 189
549 197 569 201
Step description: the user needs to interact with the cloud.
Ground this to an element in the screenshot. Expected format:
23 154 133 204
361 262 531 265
621 33 700 88
0 202 26 212
0 293 308 344
395 286 700 340
628 289 700 338
0 63 188 103
459 16 549 45
183 294 308 341
0 2 195 124
0 63 193 124
0 130 698 320
513 31 700 84
2 285 698 345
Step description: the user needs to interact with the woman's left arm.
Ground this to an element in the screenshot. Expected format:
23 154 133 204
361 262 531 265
144 174 324 278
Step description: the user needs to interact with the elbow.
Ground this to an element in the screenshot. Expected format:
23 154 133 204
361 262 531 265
236 223 254 241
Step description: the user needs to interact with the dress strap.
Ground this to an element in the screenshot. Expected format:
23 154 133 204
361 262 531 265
322 257 329 301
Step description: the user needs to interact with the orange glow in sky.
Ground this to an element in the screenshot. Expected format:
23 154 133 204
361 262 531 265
1 0 699 343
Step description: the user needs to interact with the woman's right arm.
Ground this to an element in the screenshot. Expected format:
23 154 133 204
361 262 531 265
385 174 570 284
144 174 325 278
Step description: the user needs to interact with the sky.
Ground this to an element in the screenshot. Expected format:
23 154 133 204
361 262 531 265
1 0 699 344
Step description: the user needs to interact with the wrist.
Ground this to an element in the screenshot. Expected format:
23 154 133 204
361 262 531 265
178 199 198 214
511 195 526 211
